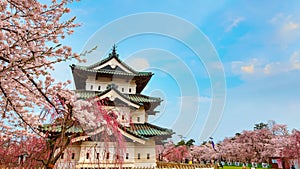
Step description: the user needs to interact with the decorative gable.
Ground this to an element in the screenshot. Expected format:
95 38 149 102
88 45 137 74
92 86 140 109
93 57 134 73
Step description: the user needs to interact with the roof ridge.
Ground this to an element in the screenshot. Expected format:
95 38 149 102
71 64 152 76
86 46 138 74
75 90 162 103
81 85 141 107
129 93 161 99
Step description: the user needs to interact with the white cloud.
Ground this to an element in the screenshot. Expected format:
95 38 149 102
231 59 259 75
269 13 300 47
289 51 300 70
261 62 279 75
269 13 286 24
225 17 245 32
241 64 254 74
231 51 300 79
263 64 271 74
283 22 299 31
270 13 299 31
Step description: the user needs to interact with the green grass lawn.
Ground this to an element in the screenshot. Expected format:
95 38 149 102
223 166 264 169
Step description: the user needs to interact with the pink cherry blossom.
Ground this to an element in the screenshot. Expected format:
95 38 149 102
0 0 122 168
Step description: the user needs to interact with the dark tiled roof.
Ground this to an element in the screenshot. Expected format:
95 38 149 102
40 122 173 139
75 89 161 103
126 94 161 103
71 65 152 77
39 124 83 134
122 123 174 138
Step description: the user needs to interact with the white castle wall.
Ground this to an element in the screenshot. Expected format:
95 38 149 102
56 140 156 168
86 76 137 94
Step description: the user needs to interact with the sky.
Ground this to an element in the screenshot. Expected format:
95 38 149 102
54 0 300 144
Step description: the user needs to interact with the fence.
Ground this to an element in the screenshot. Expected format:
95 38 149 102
1 162 216 169
157 162 215 169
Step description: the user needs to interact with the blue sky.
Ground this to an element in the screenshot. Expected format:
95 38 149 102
54 0 300 144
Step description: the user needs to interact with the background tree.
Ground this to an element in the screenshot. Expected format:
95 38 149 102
282 129 300 164
191 121 293 163
157 140 191 163
176 138 195 147
254 122 268 130
186 139 195 147
177 140 186 146
191 142 218 162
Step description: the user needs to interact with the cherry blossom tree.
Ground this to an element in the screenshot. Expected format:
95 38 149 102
282 129 300 164
0 136 46 167
0 0 123 168
186 122 295 165
156 140 191 163
165 145 190 163
215 122 291 163
191 142 218 162
0 0 81 166
218 137 240 162
240 129 274 162
268 120 289 136
265 123 289 158
1 0 79 135
222 128 275 163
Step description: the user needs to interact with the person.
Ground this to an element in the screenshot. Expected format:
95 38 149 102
291 164 296 169
185 158 189 164
242 163 247 169
219 162 223 169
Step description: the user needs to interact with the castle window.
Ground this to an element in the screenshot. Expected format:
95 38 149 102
137 153 140 160
86 153 89 159
122 88 124 92
129 88 132 93
96 153 99 159
98 86 101 90
90 85 93 90
126 153 129 159
147 153 150 159
71 153 75 159
122 115 125 120
61 153 64 159
106 152 110 159
137 117 140 122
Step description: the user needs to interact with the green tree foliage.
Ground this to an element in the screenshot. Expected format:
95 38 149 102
254 122 268 130
186 139 195 147
176 140 186 146
176 139 195 147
